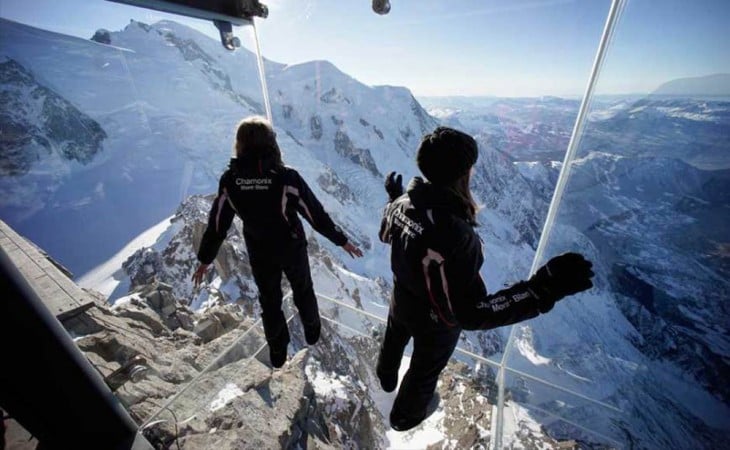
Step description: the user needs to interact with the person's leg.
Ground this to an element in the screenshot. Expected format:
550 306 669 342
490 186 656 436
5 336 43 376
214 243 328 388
282 246 320 344
389 325 461 431
250 254 289 367
376 311 412 392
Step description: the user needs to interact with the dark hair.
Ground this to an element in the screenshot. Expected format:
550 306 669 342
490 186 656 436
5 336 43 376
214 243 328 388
446 170 478 226
234 116 283 168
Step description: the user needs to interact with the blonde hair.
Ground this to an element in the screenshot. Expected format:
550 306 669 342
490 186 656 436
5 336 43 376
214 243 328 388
232 116 282 167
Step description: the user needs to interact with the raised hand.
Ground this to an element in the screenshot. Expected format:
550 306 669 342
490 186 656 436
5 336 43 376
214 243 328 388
385 171 403 201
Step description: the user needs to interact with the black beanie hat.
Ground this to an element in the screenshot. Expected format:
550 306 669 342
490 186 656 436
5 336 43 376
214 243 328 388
416 126 478 185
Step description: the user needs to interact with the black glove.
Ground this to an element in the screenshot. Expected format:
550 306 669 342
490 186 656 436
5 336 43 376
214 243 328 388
385 171 403 201
528 252 594 308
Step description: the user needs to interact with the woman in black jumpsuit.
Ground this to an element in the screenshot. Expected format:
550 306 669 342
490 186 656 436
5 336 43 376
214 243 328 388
193 116 362 368
377 126 594 431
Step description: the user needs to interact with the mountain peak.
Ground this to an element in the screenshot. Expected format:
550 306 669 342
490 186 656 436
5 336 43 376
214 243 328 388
652 73 730 97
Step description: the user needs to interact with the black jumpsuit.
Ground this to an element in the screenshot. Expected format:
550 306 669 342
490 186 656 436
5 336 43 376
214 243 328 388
198 158 348 350
378 177 557 426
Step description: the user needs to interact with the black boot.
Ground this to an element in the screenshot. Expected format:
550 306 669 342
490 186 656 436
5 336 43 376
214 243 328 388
376 358 398 392
269 343 287 368
303 318 321 345
267 330 290 369
390 393 440 431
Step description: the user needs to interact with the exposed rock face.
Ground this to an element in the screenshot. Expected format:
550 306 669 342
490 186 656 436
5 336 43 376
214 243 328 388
65 289 374 449
310 115 323 140
122 194 258 305
320 87 351 105
434 362 493 448
123 247 165 288
372 125 384 140
193 304 245 343
65 292 251 424
333 130 381 177
170 351 335 449
316 167 357 205
0 58 106 176
91 29 111 44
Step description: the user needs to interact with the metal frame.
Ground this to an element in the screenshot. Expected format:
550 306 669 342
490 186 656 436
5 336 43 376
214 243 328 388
106 0 254 26
0 249 153 449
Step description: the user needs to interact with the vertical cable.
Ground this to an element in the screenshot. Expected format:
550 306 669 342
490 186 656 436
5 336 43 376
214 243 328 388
491 1 626 448
251 20 273 125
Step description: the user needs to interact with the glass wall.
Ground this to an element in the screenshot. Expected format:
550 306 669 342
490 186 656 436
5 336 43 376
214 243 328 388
0 2 267 277
501 0 730 448
0 0 269 439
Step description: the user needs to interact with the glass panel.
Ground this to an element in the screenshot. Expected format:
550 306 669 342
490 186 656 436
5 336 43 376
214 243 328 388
504 0 730 448
0 1 265 278
0 0 268 433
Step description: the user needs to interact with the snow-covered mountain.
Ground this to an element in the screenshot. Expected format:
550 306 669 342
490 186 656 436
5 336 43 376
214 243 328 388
2 17 729 449
0 17 437 277
597 160 730 403
420 96 580 163
584 98 730 170
652 73 730 98
422 95 730 170
518 154 730 448
0 57 106 217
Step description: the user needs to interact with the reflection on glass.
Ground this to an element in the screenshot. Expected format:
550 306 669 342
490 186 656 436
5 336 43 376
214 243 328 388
0 5 265 277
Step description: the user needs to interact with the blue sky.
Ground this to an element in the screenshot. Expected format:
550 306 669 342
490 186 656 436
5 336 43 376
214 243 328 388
1 0 728 96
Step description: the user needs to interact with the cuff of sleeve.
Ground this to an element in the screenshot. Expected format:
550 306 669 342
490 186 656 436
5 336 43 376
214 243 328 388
527 283 557 313
332 232 348 247
197 253 215 265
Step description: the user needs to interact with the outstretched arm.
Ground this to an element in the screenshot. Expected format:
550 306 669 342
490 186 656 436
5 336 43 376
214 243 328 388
444 231 594 330
291 171 363 257
194 176 236 285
